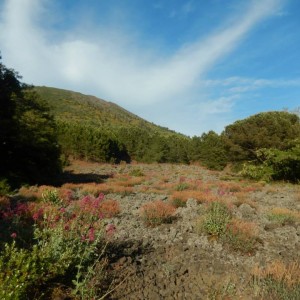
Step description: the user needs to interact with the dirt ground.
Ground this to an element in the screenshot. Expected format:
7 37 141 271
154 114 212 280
64 161 300 300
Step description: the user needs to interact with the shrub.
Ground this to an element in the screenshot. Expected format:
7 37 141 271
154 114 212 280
241 143 300 183
170 197 187 208
175 183 189 191
268 207 299 226
0 192 111 299
0 179 12 196
252 261 300 299
99 199 121 218
201 202 231 237
139 200 176 226
223 219 258 253
129 168 145 177
41 188 62 205
240 163 273 182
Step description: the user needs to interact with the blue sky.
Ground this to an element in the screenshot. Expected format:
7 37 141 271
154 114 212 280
0 0 299 136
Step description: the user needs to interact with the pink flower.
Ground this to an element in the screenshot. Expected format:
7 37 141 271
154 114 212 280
88 227 95 242
105 224 116 236
11 232 17 239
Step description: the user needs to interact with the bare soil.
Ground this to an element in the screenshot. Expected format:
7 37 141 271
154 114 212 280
64 161 300 300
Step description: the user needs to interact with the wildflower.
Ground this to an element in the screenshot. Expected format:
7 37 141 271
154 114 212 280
88 227 95 242
106 224 116 236
11 232 17 239
97 193 105 201
32 208 43 221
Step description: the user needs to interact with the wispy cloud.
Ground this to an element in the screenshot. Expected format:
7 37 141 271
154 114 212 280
0 0 285 135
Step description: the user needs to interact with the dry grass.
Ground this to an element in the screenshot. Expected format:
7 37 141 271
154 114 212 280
139 200 176 226
99 199 120 218
0 195 10 208
232 192 258 209
253 261 300 288
171 190 218 204
224 219 259 253
268 207 300 225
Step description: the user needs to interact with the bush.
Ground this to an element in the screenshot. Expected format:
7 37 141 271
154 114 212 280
201 202 231 237
252 261 300 299
240 163 273 182
139 200 176 226
0 192 110 299
0 179 11 196
223 219 258 253
241 143 300 182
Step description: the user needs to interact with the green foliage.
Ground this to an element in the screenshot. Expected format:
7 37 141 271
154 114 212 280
190 131 228 170
268 213 295 226
201 202 231 237
0 179 12 196
171 197 187 208
223 111 300 162
35 86 191 164
0 242 45 299
56 120 129 163
241 142 300 182
41 189 62 205
0 58 61 187
129 168 145 177
241 163 273 182
0 194 107 299
175 183 189 191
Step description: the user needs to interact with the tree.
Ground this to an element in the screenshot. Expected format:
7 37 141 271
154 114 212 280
190 131 228 170
222 111 300 162
0 57 61 187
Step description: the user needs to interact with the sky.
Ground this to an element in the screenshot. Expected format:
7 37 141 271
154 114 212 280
0 0 300 136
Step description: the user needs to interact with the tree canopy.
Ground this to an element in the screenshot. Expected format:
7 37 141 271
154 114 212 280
222 111 300 162
0 57 61 187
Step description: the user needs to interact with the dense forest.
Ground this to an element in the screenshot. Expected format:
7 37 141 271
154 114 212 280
1 59 300 190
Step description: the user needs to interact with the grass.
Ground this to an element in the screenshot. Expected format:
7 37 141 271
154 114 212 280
139 200 176 226
252 261 300 299
268 207 300 226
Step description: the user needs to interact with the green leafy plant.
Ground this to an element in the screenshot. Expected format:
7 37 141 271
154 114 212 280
0 179 12 196
129 168 145 177
171 197 187 208
41 188 62 205
201 202 231 237
176 183 189 191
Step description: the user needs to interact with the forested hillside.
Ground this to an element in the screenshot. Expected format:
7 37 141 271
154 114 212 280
34 86 190 164
1 58 299 190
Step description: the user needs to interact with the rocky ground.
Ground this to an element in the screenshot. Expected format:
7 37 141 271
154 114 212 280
64 161 300 300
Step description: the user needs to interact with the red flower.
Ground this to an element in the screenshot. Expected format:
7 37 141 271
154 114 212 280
88 227 95 242
11 232 17 239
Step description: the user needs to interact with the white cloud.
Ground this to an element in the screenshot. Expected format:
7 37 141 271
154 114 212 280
0 0 285 135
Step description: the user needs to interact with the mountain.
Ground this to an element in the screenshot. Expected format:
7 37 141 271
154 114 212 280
34 86 190 163
34 86 184 137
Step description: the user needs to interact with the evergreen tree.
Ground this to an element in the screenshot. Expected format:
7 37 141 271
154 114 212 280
0 57 61 186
